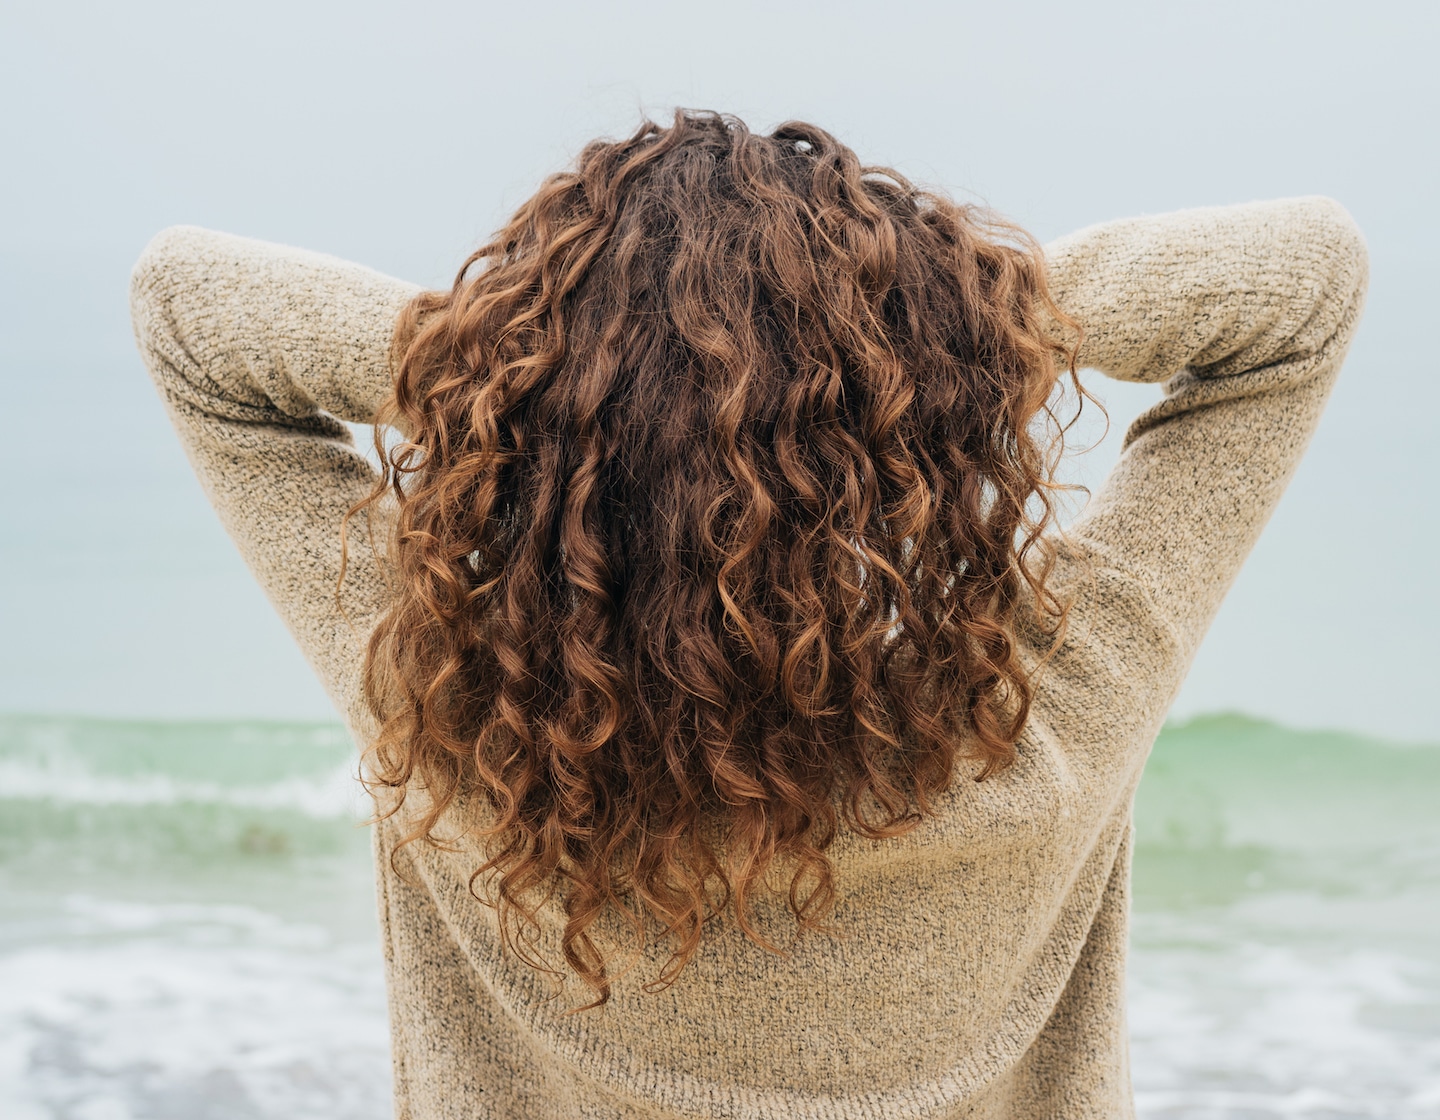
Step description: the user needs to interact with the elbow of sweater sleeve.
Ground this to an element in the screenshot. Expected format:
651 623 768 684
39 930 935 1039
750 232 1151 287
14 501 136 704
1321 197 1370 316
1303 196 1369 280
129 225 215 364
1282 196 1370 363
129 224 279 422
1294 196 1369 301
130 226 209 315
1179 197 1370 383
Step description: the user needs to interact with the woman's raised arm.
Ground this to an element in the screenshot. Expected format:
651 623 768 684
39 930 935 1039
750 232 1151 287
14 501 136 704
129 226 421 736
1043 197 1369 669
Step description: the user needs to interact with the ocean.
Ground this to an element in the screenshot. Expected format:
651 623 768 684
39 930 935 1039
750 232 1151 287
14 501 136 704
1 712 1436 1119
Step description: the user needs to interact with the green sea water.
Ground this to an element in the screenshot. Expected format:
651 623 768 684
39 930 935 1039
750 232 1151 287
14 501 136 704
1 712 1436 1118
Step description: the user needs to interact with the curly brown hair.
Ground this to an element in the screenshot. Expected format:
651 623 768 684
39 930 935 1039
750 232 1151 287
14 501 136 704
351 109 1081 1005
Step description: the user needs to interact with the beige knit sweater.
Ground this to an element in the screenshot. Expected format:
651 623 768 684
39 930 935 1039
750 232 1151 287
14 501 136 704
130 197 1368 1120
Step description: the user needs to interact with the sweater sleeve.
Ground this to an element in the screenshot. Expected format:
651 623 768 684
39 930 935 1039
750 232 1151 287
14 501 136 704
129 225 422 738
1042 196 1369 665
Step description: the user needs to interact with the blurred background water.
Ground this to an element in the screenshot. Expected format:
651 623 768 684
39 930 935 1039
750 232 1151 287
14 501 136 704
2 1 1437 1116
2 713 1435 1119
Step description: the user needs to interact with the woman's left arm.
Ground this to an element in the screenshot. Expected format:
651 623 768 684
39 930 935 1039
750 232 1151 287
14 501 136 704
129 226 421 737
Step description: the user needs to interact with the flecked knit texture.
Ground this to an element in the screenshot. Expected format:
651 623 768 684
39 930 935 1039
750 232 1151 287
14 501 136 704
130 197 1368 1120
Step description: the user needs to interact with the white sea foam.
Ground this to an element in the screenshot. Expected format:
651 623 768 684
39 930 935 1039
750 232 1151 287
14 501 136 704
4 896 1436 1119
3 716 1436 1117
0 899 391 1120
0 756 368 819
1130 918 1440 1119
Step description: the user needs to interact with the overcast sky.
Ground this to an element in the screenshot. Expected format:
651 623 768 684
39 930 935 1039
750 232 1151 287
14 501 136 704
2 0 1436 739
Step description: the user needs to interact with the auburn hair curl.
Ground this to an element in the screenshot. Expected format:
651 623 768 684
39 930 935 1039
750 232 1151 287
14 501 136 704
350 110 1083 1005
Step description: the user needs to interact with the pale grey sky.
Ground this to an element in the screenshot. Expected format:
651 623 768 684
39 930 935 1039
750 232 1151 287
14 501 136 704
2 0 1436 738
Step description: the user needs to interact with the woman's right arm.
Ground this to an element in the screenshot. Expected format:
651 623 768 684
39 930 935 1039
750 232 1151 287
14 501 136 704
1043 197 1369 671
